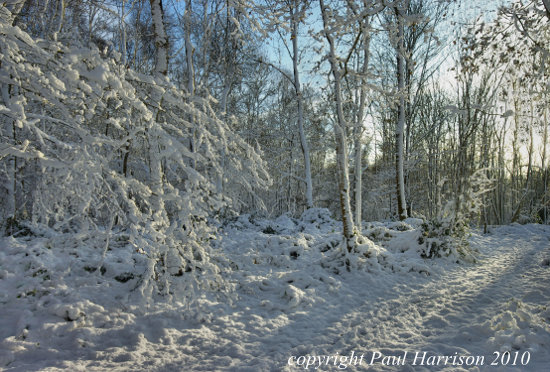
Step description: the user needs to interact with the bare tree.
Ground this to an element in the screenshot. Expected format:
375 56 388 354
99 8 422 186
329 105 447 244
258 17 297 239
290 0 314 209
148 0 169 225
319 0 356 249
394 3 408 220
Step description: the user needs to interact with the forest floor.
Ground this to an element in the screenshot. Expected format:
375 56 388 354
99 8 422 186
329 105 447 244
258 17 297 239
1 213 550 371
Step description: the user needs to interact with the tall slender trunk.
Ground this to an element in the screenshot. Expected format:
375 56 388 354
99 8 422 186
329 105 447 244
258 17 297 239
121 0 128 66
512 84 520 210
149 0 169 224
511 103 535 222
184 0 195 94
543 107 548 223
1 0 26 219
320 0 355 249
405 59 412 216
290 2 313 209
217 83 230 195
200 0 211 90
1 84 16 220
395 6 407 220
120 1 130 179
353 19 371 230
184 0 197 169
353 115 363 230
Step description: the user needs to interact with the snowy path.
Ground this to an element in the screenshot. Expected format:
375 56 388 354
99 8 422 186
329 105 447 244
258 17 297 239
171 225 550 372
1 224 549 371
100 224 548 372
282 226 550 371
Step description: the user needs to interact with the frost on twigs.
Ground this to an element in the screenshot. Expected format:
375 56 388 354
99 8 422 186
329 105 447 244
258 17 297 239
417 219 475 263
319 233 389 274
0 12 268 306
417 169 493 263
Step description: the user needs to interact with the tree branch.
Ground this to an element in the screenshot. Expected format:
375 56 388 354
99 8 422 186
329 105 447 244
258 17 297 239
256 57 295 86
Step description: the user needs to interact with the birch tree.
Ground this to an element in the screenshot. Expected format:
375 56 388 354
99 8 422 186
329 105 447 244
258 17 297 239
0 0 270 297
319 0 357 249
394 3 408 220
290 0 314 209
148 0 169 226
0 0 25 225
254 0 315 210
343 0 374 230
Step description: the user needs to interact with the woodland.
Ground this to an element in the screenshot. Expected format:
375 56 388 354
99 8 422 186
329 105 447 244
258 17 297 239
0 0 549 308
2 1 550 370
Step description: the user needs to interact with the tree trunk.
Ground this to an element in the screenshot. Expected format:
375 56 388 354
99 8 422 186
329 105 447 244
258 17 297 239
149 0 168 225
291 2 314 210
1 83 16 220
120 0 128 66
511 103 535 222
353 118 363 230
353 19 371 231
183 0 197 170
320 0 355 250
395 6 407 220
1 2 27 222
543 107 548 223
217 83 231 195
150 0 169 76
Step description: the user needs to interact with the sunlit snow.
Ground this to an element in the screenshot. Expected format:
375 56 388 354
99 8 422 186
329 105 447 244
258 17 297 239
1 214 549 371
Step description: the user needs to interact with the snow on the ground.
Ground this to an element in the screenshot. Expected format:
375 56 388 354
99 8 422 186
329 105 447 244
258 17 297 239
1 212 549 371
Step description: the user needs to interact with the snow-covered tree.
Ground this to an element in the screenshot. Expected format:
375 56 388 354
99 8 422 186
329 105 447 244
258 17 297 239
0 2 269 300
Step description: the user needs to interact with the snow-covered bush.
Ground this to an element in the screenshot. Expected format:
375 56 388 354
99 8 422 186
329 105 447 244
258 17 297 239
0 6 269 303
417 219 469 259
298 208 338 232
418 169 492 262
299 208 332 224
